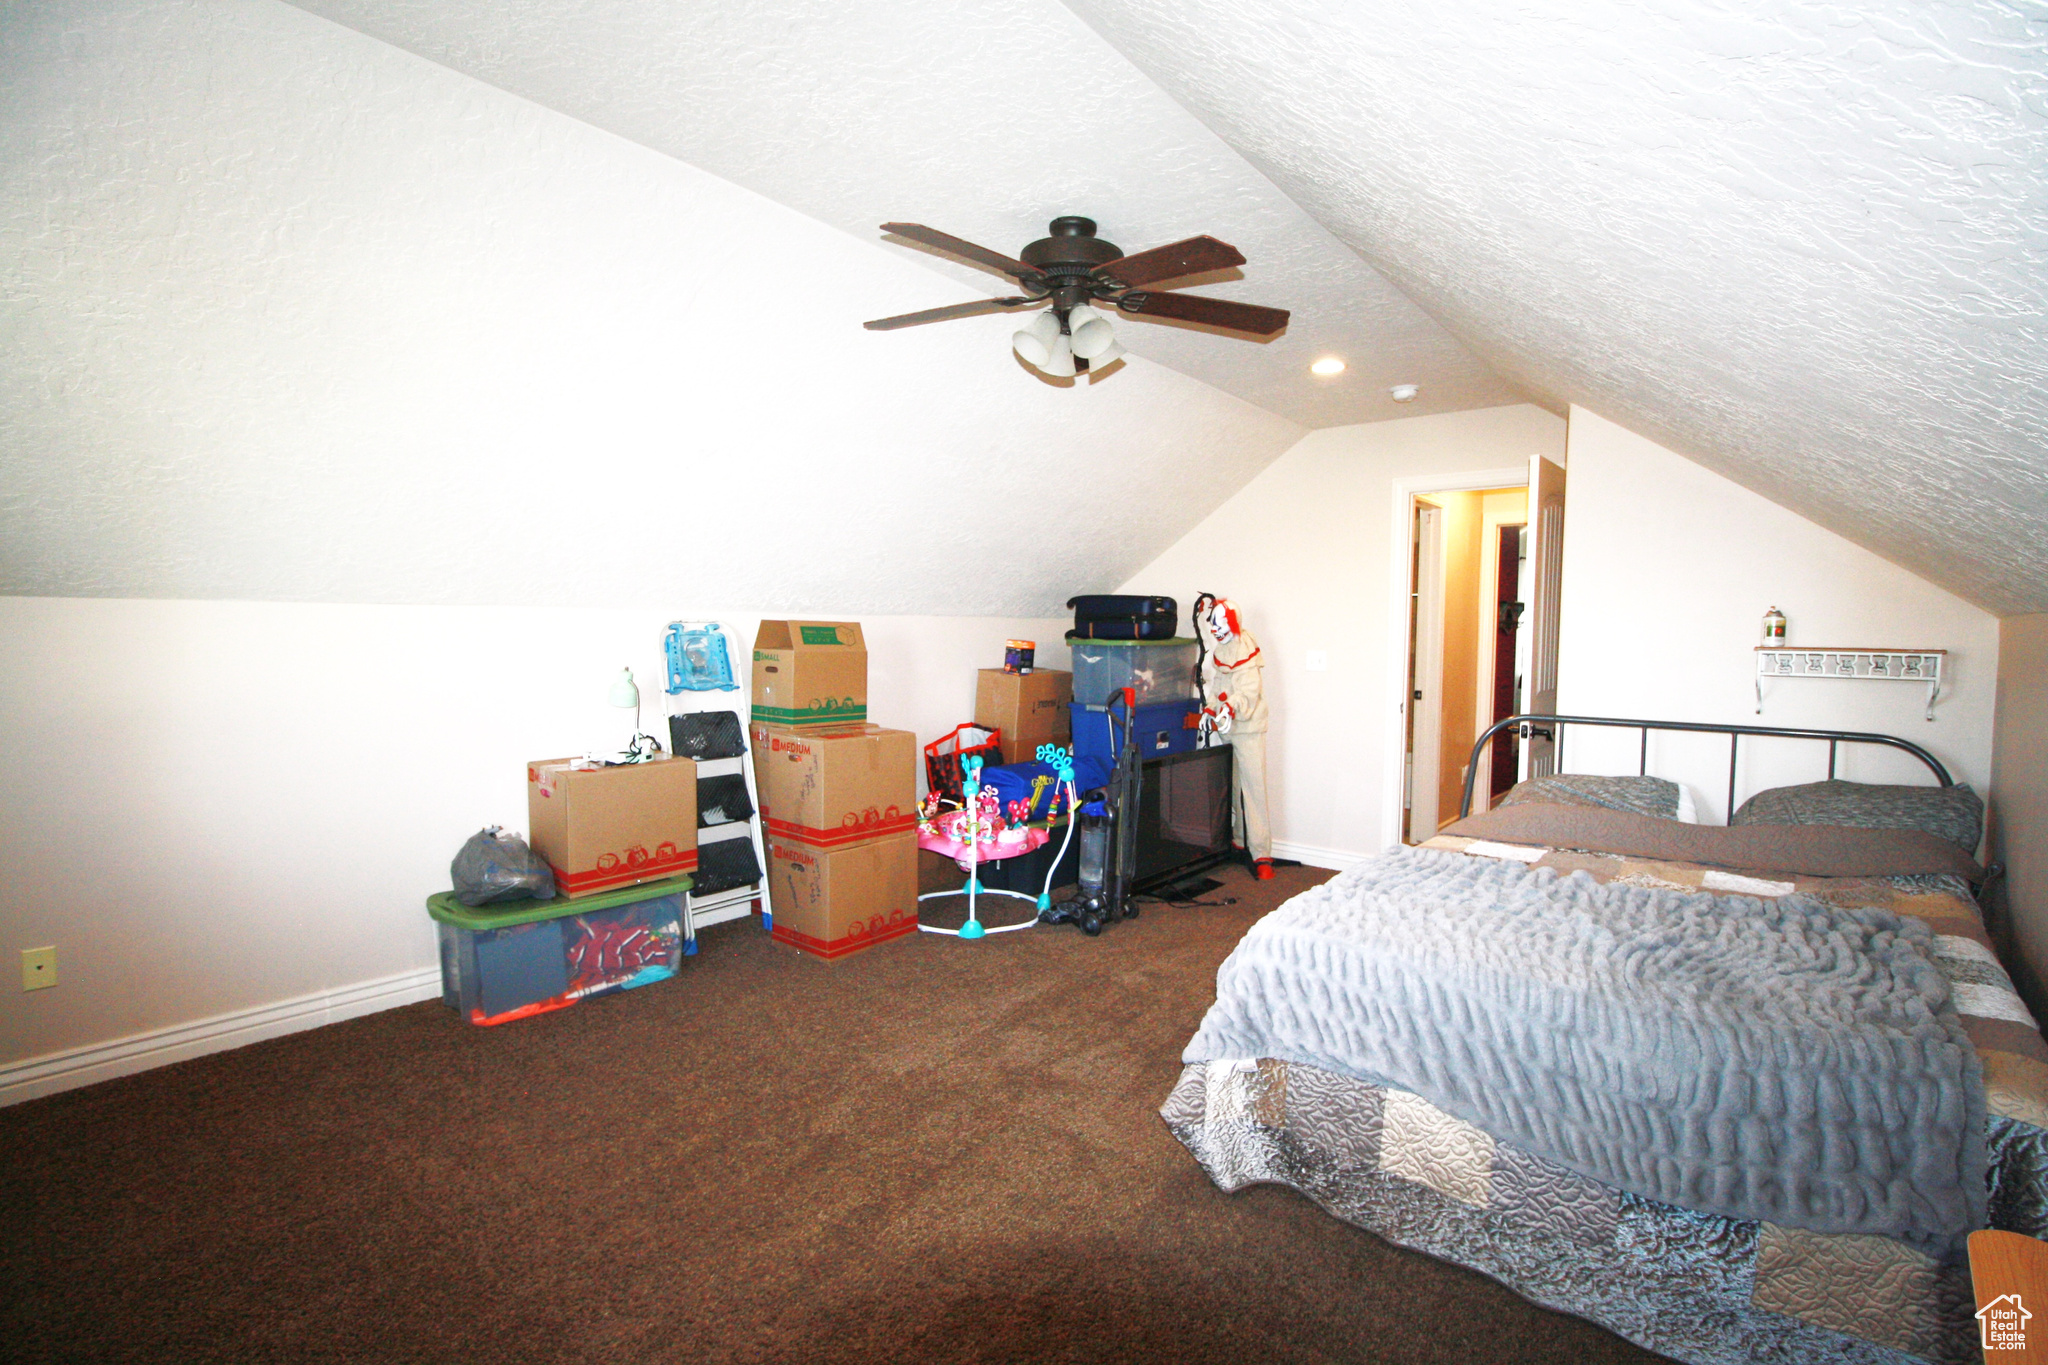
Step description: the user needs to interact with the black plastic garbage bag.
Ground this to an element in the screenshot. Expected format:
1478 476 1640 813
450 826 556 907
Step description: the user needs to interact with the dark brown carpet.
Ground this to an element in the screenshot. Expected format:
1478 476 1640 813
1 863 1667 1364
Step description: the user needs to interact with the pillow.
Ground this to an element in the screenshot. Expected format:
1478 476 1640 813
1729 779 1984 854
1495 774 1684 821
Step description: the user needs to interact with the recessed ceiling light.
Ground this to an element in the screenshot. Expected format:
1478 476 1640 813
1310 356 1345 377
1390 383 1419 402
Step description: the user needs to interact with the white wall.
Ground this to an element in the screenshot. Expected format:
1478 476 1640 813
1555 408 1998 822
1116 405 1567 866
0 597 1064 1086
0 0 1302 616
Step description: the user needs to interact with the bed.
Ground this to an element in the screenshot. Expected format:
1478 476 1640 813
1162 715 2047 1365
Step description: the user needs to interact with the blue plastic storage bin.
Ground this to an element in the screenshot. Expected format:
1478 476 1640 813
1070 700 1200 763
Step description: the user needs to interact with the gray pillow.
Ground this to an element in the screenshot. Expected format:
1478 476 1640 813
1496 774 1682 821
1730 779 1984 854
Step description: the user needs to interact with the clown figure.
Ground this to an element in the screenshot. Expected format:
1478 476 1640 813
1195 595 1274 879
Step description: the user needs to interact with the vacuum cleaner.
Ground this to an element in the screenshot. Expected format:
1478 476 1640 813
1039 687 1143 937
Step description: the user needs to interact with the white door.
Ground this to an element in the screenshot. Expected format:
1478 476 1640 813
1407 503 1445 839
1522 455 1567 779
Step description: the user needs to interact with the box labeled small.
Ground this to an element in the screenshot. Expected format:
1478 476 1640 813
751 620 867 727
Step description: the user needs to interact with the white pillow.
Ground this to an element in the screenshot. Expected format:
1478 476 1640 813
1673 784 1700 824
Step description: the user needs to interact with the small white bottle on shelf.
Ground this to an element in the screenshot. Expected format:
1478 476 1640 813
1761 607 1787 646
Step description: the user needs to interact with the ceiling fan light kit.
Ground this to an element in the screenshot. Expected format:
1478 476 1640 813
1012 309 1063 368
1068 304 1118 361
1040 333 1078 379
866 216 1290 380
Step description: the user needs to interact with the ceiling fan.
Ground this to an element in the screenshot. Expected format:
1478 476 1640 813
864 216 1290 377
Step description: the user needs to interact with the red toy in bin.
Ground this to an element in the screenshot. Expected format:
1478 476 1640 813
925 723 1004 804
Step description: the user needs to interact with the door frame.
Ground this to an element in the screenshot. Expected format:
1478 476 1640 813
1381 466 1530 850
1407 503 1446 840
1522 453 1569 782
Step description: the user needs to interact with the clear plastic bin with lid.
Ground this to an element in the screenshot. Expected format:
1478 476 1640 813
1067 637 1200 709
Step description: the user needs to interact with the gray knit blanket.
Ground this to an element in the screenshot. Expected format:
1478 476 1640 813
1184 847 1987 1240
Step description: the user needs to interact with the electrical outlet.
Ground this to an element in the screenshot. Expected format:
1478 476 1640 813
1306 650 1329 672
22 946 56 992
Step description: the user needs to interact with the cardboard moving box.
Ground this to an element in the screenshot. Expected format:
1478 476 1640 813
752 620 867 727
748 722 917 847
527 755 697 897
975 668 1072 766
768 832 918 961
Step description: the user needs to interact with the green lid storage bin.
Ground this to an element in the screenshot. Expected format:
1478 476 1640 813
427 875 691 1026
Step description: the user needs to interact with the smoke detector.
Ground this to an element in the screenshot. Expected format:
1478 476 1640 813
1389 384 1419 402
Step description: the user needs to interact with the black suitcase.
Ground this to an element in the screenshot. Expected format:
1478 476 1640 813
1068 594 1176 622
1067 594 1179 640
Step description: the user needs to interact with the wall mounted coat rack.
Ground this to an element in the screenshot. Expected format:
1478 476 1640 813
1754 647 1946 721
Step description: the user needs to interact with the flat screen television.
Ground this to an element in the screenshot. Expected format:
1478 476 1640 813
1130 745 1235 892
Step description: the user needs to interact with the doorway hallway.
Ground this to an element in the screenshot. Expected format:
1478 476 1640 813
1403 484 1527 842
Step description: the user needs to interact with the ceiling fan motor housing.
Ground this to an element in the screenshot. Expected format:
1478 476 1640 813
1021 218 1124 313
1021 217 1123 270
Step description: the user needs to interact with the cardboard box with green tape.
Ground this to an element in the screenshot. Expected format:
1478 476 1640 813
751 620 867 726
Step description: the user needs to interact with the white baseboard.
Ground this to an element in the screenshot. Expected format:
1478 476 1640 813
1271 839 1372 873
0 964 442 1108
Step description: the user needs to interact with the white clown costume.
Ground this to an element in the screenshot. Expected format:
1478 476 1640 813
1195 597 1272 874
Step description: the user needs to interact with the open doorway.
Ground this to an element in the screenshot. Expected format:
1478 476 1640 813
1387 455 1567 846
1401 485 1528 841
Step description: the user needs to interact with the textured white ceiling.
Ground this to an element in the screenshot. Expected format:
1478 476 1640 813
0 0 1302 614
14 0 2041 618
1063 0 2048 615
282 0 1528 427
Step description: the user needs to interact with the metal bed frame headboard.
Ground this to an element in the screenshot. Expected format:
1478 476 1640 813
1458 713 1954 823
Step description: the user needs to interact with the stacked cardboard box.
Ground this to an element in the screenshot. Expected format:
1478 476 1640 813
975 668 1072 766
751 620 868 727
526 754 698 898
750 621 918 961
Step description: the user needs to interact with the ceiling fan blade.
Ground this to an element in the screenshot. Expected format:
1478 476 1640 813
863 298 1038 331
880 223 1039 281
1118 291 1289 336
1096 235 1246 289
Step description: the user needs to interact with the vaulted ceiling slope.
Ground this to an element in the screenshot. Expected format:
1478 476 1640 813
1065 0 2048 616
283 0 1526 427
0 1 1301 615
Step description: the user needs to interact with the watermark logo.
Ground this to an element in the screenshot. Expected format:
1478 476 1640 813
1979 1293 2032 1352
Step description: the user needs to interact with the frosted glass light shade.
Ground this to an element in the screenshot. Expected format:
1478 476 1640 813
1068 305 1117 360
1011 310 1062 368
1040 333 1077 378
